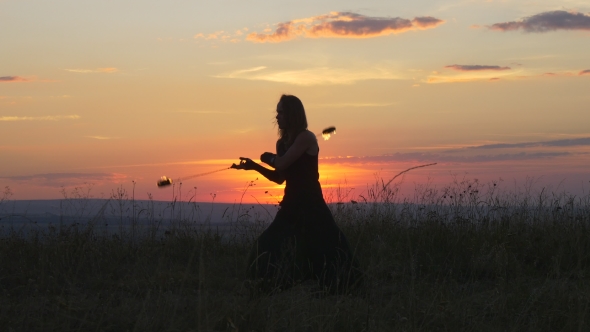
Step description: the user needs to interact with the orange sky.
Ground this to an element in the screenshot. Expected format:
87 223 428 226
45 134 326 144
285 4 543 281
2 1 590 203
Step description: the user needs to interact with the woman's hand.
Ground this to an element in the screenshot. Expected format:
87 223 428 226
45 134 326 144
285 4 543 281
260 152 276 166
231 156 284 184
231 157 256 170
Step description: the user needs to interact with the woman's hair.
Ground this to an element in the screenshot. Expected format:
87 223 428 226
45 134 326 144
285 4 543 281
277 94 308 148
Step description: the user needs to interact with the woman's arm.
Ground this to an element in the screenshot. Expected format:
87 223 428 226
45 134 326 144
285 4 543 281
273 131 317 170
231 157 285 184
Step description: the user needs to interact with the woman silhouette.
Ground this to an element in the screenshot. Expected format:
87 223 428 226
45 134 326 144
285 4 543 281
232 94 361 293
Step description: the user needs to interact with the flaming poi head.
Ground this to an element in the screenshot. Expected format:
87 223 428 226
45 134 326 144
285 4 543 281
157 176 173 187
322 126 336 141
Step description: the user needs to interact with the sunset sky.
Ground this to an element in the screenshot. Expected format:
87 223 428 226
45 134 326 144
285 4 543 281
1 0 589 204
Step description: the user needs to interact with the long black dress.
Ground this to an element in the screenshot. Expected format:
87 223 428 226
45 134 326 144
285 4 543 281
246 145 362 293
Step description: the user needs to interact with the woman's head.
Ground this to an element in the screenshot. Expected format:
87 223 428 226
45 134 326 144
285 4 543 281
276 94 308 145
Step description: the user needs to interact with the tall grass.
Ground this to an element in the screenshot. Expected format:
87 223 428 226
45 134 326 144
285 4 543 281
1 176 589 331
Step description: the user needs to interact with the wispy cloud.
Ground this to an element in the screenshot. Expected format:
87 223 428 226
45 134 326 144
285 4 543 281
214 66 399 85
0 115 80 122
311 102 395 109
425 64 586 83
194 31 225 40
246 12 445 43
0 76 30 83
174 110 232 114
1 172 127 187
511 71 578 79
489 10 590 32
427 76 482 83
426 64 517 83
194 28 246 43
85 159 236 170
445 65 511 71
321 152 572 164
85 136 119 140
64 68 118 73
321 137 590 165
465 137 590 150
219 66 267 78
540 71 577 77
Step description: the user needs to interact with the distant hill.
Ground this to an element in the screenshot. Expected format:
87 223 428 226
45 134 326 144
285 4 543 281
0 199 278 236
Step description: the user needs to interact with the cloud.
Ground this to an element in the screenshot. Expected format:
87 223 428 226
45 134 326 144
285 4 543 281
247 22 301 43
84 159 237 171
246 12 445 43
489 10 590 32
311 102 395 109
0 76 29 82
580 69 590 75
174 110 231 114
214 66 399 85
320 136 590 166
321 151 572 164
194 28 248 44
412 16 445 29
428 64 521 83
224 66 267 77
427 75 508 83
445 65 511 71
1 172 127 187
465 137 590 150
85 136 119 140
0 115 80 122
64 68 118 73
539 72 578 77
204 31 225 40
440 70 579 82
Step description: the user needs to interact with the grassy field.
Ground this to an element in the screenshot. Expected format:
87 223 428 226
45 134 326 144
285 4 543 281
1 178 589 331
